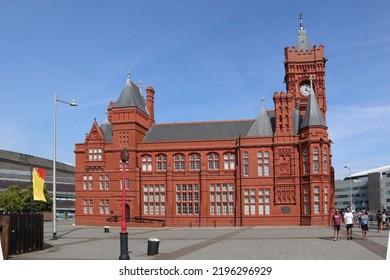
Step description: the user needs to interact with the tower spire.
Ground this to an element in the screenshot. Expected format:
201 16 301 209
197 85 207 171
126 70 131 85
296 13 312 51
299 12 304 31
309 74 313 90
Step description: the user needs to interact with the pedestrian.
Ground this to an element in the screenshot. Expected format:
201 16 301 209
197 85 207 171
357 209 363 225
332 209 342 241
381 209 386 231
376 210 383 233
360 210 369 240
344 207 354 240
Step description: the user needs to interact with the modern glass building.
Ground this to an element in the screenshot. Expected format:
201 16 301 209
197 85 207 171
335 165 390 213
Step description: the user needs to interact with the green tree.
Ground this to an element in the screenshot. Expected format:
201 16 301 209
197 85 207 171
0 185 52 212
0 185 24 211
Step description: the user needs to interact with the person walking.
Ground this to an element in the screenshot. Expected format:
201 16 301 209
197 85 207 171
344 207 354 240
376 210 383 233
360 210 369 240
381 209 386 231
332 209 342 241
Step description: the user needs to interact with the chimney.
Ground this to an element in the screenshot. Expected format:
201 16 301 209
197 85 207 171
146 86 155 126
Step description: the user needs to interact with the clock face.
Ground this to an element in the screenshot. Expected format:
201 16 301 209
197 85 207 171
300 84 311 96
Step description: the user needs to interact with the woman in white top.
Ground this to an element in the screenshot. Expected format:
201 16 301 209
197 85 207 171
382 210 387 231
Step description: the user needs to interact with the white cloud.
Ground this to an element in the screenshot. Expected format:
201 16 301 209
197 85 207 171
328 104 390 179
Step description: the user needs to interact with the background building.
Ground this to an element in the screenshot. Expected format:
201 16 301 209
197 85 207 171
74 16 335 227
0 149 75 218
335 165 390 213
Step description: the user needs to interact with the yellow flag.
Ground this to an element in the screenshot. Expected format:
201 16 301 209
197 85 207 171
33 168 47 202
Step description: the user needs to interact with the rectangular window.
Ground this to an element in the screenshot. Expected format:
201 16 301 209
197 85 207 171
208 154 219 170
174 154 185 171
314 202 320 214
244 188 256 215
244 205 250 215
100 200 104 214
175 183 199 216
89 199 93 214
189 154 201 170
99 175 103 190
83 199 93 214
216 203 222 215
157 155 167 171
105 175 109 189
83 176 88 190
142 184 166 215
313 147 319 172
303 149 309 174
243 152 249 176
223 153 235 170
99 199 110 215
304 203 310 215
258 151 270 176
258 188 271 215
304 186 310 215
209 183 234 216
89 147 103 161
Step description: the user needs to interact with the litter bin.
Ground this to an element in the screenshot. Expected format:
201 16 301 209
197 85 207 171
147 238 160 255
104 226 110 233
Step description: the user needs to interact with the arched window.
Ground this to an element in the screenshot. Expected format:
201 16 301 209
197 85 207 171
156 154 167 171
189 153 201 170
174 154 185 171
141 155 152 171
223 153 235 170
208 153 219 170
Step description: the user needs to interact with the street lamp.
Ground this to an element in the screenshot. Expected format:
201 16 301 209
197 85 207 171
53 94 77 239
119 148 130 260
344 166 353 211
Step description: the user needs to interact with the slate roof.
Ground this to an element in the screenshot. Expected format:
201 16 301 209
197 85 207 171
143 120 255 142
296 14 312 51
99 118 113 142
247 105 273 137
113 75 148 115
300 87 326 128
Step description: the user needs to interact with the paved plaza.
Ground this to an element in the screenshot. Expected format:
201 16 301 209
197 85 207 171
8 220 389 260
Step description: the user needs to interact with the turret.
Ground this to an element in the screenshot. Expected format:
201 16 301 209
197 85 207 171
146 86 155 127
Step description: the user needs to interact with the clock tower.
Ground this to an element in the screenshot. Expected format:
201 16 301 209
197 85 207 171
284 14 327 119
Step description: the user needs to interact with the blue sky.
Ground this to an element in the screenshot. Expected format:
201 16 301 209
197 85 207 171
0 0 389 179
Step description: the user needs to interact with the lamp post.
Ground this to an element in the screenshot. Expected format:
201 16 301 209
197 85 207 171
53 94 77 239
344 166 352 211
119 149 130 260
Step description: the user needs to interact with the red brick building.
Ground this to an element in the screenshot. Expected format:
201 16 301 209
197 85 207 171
74 17 334 227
